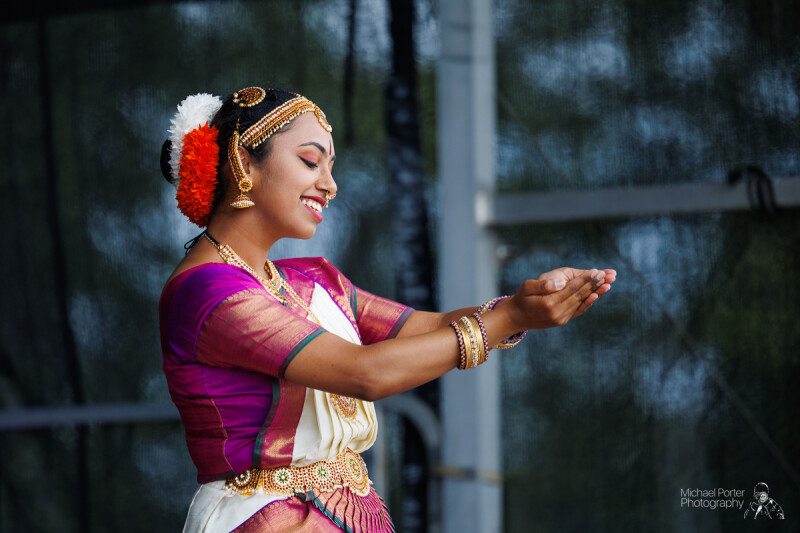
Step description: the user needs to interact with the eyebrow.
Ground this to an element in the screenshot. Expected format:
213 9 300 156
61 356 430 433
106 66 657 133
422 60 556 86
298 141 335 162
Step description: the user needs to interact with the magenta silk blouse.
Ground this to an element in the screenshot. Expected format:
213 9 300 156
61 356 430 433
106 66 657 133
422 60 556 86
159 257 412 483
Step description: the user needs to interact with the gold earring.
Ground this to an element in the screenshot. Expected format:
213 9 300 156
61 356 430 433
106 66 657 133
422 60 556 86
229 129 255 209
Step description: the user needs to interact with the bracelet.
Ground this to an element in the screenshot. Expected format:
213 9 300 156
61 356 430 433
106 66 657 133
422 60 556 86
450 316 488 370
478 295 508 315
449 320 467 370
478 295 528 349
470 312 489 363
460 316 479 369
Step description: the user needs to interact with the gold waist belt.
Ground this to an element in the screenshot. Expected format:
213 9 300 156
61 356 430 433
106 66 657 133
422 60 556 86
225 449 371 498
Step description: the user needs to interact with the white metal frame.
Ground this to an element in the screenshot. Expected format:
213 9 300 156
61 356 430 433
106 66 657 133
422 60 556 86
438 1 503 532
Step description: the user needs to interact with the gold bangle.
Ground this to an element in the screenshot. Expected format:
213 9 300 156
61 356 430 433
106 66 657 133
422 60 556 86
449 320 467 370
469 313 489 365
478 295 528 350
459 316 477 369
457 317 475 369
467 316 484 367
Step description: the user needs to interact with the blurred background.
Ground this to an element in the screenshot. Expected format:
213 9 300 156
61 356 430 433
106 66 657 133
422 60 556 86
1 0 798 531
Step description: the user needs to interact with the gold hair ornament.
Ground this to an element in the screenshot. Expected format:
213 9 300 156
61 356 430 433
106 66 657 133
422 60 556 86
232 87 266 108
239 94 332 149
229 125 255 209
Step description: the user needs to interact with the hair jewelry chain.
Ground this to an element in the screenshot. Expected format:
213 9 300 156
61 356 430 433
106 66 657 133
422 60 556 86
229 125 255 209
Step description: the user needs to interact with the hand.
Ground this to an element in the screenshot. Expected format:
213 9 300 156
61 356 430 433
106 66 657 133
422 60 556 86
507 267 616 330
538 267 616 317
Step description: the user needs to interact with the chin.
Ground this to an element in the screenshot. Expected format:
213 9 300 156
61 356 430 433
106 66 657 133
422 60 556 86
290 225 318 241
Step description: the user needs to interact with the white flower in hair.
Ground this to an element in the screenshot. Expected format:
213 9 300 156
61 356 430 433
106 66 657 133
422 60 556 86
167 93 223 187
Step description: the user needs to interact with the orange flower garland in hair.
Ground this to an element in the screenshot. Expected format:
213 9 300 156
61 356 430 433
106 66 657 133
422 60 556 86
176 123 219 227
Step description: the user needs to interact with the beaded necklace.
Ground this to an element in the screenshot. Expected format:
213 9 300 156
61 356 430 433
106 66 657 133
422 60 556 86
204 232 358 419
204 233 321 325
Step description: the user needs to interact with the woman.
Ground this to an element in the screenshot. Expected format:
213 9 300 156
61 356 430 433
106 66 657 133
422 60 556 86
159 87 615 532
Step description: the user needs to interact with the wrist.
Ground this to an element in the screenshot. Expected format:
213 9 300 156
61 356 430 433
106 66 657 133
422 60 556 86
492 295 526 335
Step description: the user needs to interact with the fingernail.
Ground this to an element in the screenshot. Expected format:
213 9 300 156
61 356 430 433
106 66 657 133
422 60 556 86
554 280 566 290
594 271 605 281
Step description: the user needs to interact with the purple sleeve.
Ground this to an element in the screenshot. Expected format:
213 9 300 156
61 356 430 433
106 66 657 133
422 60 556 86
166 264 323 378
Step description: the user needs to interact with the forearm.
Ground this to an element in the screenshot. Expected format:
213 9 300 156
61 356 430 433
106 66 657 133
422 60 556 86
366 302 521 395
285 303 520 401
286 269 612 400
397 306 481 337
398 296 525 338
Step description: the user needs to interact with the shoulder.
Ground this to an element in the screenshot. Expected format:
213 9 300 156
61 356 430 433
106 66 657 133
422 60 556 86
275 256 340 275
160 263 264 317
165 262 257 294
275 257 350 288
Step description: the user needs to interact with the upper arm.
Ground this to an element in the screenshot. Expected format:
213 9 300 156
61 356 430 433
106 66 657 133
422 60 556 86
196 288 324 378
281 331 376 399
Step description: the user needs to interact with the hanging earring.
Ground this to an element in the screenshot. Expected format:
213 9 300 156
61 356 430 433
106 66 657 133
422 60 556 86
229 128 255 209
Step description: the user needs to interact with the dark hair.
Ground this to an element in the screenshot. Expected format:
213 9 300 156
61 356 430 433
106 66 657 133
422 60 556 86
160 87 298 213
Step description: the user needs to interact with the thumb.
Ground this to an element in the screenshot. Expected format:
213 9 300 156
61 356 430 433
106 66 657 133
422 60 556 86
545 278 567 292
520 278 565 296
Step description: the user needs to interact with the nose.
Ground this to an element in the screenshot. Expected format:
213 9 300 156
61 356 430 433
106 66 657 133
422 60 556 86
319 166 337 197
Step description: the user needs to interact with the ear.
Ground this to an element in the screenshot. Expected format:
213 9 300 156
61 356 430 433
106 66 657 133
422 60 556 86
237 145 253 175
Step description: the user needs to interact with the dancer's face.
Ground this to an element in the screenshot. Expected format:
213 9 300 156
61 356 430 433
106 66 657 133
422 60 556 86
247 112 337 240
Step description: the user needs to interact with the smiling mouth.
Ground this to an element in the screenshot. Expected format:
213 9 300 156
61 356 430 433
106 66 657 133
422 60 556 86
301 198 323 213
301 197 324 221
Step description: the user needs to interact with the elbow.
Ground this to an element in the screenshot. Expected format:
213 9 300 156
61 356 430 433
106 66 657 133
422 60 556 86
349 357 391 402
357 385 383 403
351 373 386 403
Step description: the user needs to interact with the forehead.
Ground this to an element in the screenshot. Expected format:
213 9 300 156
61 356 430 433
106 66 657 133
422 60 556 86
278 112 333 145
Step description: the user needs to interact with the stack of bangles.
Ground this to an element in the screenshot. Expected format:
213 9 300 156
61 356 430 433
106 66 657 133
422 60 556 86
449 296 528 370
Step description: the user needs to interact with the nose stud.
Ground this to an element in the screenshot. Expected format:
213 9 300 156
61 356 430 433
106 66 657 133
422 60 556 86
324 192 336 207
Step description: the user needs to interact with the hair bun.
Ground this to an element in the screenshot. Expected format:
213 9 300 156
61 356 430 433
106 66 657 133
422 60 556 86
160 139 175 184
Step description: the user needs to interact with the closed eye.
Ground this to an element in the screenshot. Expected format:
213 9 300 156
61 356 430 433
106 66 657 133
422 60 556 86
299 156 318 169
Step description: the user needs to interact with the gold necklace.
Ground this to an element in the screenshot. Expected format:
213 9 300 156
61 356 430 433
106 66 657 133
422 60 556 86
204 233 357 419
204 233 320 323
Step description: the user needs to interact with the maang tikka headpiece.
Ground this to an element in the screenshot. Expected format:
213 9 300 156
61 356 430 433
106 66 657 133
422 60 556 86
228 87 333 209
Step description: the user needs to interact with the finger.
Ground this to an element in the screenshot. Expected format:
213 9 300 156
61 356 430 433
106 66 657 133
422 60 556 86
602 269 617 284
518 279 557 297
553 270 601 314
544 278 567 292
573 291 599 317
593 283 612 297
538 267 586 283
551 269 600 304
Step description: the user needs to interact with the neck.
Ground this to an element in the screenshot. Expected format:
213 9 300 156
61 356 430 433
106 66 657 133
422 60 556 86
205 210 277 272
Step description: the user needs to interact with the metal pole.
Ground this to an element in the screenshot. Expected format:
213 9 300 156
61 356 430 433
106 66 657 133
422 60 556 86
438 1 502 531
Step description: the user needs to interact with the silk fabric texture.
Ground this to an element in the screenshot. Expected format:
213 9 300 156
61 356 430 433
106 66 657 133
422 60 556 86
159 258 411 532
